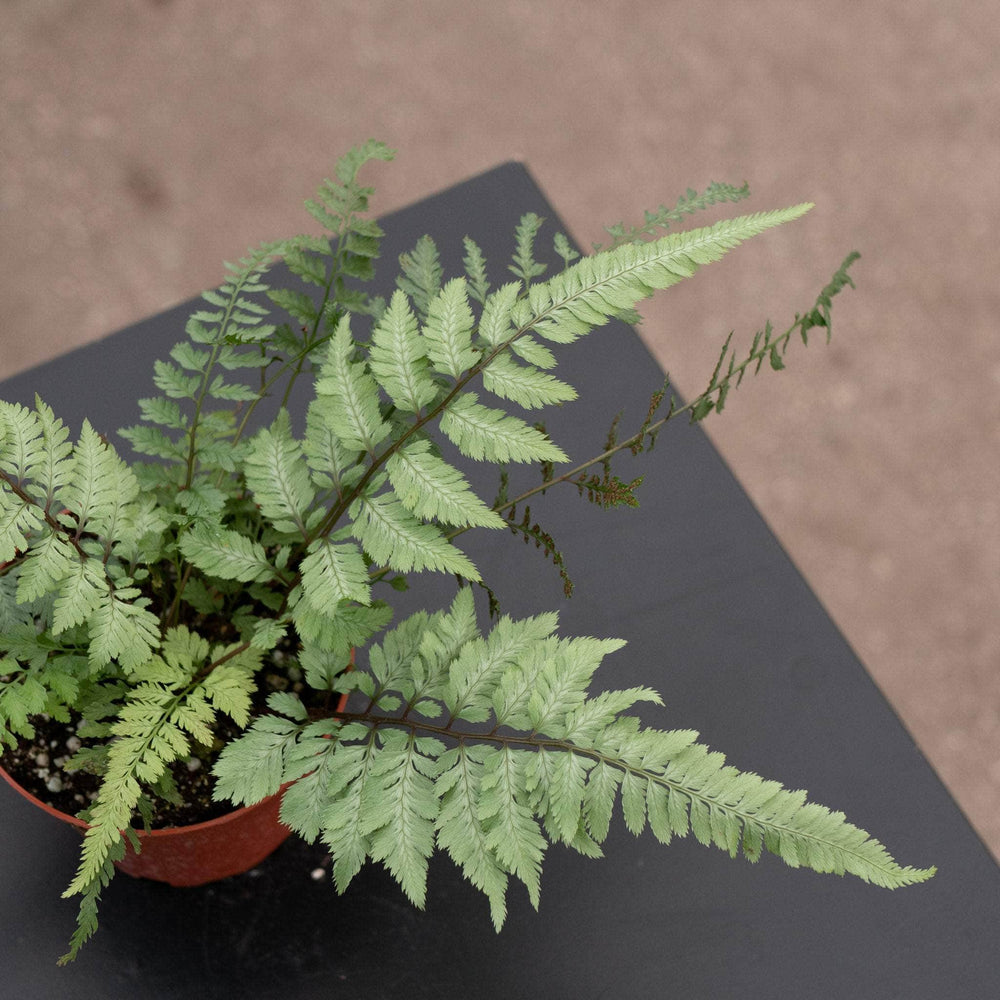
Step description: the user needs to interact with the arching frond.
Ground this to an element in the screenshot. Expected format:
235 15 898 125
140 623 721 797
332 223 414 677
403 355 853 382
220 595 933 929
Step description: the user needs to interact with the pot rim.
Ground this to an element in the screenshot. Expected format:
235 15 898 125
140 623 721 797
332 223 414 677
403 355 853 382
0 759 276 838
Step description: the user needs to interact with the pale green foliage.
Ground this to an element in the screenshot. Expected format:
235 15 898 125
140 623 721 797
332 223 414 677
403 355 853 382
0 141 927 964
216 591 935 930
65 628 260 898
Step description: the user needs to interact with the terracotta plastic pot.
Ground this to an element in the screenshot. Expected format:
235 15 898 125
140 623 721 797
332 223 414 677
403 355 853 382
0 691 349 887
1 761 293 886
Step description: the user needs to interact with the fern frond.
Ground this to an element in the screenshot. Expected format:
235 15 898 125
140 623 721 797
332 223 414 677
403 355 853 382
314 315 392 453
595 179 752 250
117 424 186 462
0 401 76 560
59 421 140 540
445 610 560 723
319 726 381 893
368 290 438 414
351 491 480 580
528 206 813 345
300 537 372 609
27 397 74 504
213 596 932 927
363 730 442 908
386 441 505 529
526 744 595 845
57 847 123 966
282 243 329 288
422 277 479 379
178 523 274 584
508 213 547 285
64 630 261 900
152 360 203 400
436 743 509 929
0 669 50 745
292 595 392 657
438 392 568 464
244 410 316 535
87 587 161 672
688 251 861 422
212 710 303 807
502 504 574 597
136 396 188 430
0 400 48 487
397 235 443 322
477 282 521 348
0 484 45 563
552 232 580 269
51 558 106 634
480 353 577 410
279 718 346 842
462 237 491 304
303 398 364 497
15 529 75 604
478 747 546 908
574 471 643 509
200 643 260 728
205 375 260 402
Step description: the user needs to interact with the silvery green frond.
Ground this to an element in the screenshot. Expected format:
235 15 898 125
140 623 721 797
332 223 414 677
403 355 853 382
0 485 45 563
477 281 521 347
479 352 577 409
212 712 303 808
86 588 161 672
0 400 50 487
386 441 505 529
438 392 567 464
526 205 814 345
244 410 316 536
300 537 372 609
436 743 510 929
59 420 140 539
315 315 392 453
508 213 548 285
462 236 491 304
421 277 479 378
350 491 480 580
211 594 932 928
178 523 274 584
368 290 438 414
15 529 75 604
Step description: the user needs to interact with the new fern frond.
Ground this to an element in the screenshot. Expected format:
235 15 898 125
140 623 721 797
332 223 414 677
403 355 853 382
0 143 929 964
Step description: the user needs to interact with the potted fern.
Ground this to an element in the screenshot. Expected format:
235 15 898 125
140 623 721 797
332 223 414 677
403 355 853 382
0 141 934 964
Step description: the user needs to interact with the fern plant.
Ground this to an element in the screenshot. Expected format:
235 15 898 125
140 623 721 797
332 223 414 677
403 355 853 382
0 141 933 963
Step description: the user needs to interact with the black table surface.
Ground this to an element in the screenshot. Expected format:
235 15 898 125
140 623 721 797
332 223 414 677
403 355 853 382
2 164 997 999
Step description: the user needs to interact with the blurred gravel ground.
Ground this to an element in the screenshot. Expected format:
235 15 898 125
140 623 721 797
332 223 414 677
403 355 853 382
1 0 998 858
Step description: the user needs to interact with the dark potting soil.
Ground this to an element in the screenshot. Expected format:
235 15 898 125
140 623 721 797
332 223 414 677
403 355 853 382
2 661 319 830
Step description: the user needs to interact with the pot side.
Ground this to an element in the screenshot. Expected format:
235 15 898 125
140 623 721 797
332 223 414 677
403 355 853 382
0 690 349 887
1 758 291 887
